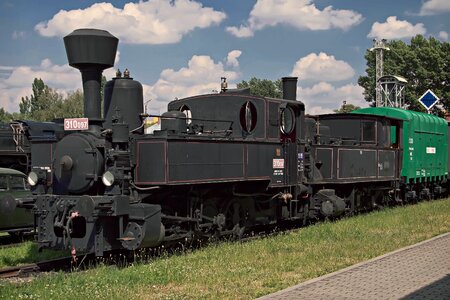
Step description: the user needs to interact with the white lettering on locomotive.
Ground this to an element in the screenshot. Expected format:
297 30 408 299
64 118 89 131
273 158 285 169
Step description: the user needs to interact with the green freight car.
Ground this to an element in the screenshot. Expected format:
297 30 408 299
353 107 448 184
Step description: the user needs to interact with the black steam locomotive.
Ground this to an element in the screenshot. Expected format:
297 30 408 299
0 121 62 235
27 29 448 256
0 120 63 173
0 122 30 173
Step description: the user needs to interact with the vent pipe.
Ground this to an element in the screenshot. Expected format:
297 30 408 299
64 29 118 121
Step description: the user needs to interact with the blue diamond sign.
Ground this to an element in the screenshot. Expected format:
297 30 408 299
418 89 439 111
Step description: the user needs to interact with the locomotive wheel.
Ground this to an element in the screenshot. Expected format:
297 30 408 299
202 198 220 220
221 199 247 233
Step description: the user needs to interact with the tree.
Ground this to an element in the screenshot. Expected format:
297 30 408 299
358 35 450 113
6 75 109 121
19 78 45 116
237 77 283 98
333 101 360 113
0 108 13 122
17 78 86 121
18 78 66 121
57 90 84 118
101 75 107 101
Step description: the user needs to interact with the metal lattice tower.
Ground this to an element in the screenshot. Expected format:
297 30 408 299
370 39 390 107
379 75 407 108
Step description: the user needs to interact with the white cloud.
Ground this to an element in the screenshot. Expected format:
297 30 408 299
0 56 119 113
35 0 226 45
299 82 366 114
144 54 241 114
226 0 362 38
226 26 254 38
0 66 14 79
291 52 355 83
419 0 450 16
368 16 426 39
226 50 242 68
0 47 237 116
12 30 26 40
438 31 448 41
0 61 75 112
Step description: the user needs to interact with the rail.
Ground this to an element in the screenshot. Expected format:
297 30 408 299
0 254 95 279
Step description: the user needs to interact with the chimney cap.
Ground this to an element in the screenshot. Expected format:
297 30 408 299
64 28 118 70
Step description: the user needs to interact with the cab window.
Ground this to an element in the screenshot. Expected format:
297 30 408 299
240 101 257 133
0 176 7 191
280 107 295 135
361 121 376 142
9 176 27 191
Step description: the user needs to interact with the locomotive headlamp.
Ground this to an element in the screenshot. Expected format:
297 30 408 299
27 171 38 186
102 171 115 187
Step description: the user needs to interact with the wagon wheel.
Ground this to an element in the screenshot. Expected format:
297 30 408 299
382 193 394 207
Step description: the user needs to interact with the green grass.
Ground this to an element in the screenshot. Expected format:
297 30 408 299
0 241 67 269
1 198 450 299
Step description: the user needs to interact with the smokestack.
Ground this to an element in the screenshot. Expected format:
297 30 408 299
282 77 298 101
64 29 118 121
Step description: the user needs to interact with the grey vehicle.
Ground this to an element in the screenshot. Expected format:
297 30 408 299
0 167 34 234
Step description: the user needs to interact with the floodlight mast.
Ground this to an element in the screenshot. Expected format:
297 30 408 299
370 39 390 107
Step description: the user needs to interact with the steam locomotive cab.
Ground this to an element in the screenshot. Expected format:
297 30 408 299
303 113 402 217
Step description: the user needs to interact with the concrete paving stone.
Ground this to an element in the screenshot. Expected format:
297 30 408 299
258 232 450 300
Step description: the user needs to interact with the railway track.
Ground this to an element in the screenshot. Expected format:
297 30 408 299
0 254 96 279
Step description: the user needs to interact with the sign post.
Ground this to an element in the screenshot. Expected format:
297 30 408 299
418 90 439 114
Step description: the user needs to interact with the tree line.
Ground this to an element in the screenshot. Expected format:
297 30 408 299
0 76 108 122
1 34 448 122
0 78 84 122
358 35 449 113
236 35 448 114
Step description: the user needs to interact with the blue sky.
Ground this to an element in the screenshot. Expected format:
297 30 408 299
0 0 449 114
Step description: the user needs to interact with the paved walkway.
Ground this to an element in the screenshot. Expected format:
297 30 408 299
258 232 450 300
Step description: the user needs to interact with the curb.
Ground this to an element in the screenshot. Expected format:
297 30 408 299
257 231 450 299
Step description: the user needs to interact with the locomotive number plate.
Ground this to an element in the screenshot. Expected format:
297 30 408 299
273 158 285 169
64 118 89 131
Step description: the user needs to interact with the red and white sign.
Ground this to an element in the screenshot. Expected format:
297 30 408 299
64 118 89 131
273 158 285 169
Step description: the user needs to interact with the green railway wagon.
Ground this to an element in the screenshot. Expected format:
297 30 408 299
353 107 448 184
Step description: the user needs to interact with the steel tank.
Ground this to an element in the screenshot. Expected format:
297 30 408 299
104 71 144 131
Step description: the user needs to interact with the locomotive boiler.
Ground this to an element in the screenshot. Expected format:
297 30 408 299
28 29 449 256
